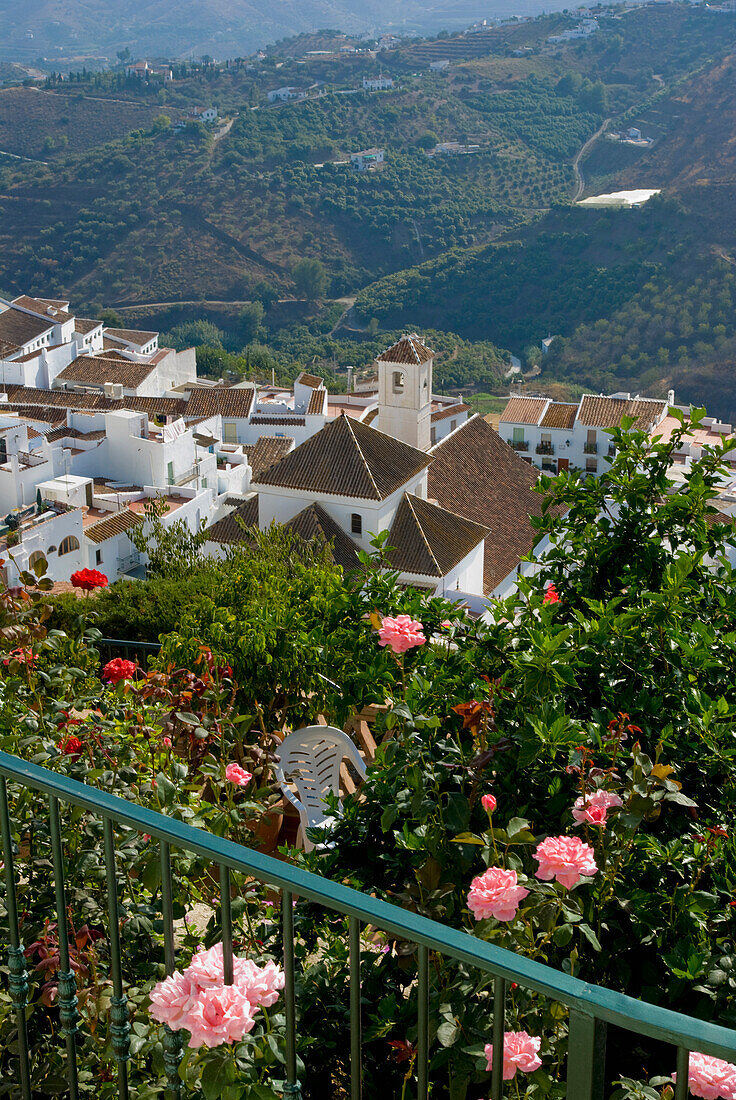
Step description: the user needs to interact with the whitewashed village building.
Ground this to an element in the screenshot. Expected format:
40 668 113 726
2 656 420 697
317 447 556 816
498 392 671 476
0 297 555 607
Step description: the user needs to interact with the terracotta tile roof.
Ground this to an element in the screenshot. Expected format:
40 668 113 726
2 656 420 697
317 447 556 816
2 387 188 418
3 404 67 424
540 403 577 430
431 402 470 423
124 396 188 416
578 395 668 431
85 509 143 544
499 397 548 425
104 328 158 346
0 307 53 348
74 317 103 335
245 436 294 479
55 355 157 389
253 413 432 501
307 388 327 415
295 371 324 389
184 387 255 418
206 496 260 543
285 504 362 572
387 493 489 577
428 416 546 593
250 416 306 426
0 340 21 358
376 334 434 365
13 295 73 324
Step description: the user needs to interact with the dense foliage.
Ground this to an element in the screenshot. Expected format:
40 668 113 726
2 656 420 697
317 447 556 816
4 422 736 1097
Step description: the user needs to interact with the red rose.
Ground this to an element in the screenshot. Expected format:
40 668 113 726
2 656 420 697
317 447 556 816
3 647 36 667
102 658 136 685
71 568 108 592
543 583 560 605
58 736 83 759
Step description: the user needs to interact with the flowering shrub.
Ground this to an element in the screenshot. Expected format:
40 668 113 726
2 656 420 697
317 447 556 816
4 422 736 1099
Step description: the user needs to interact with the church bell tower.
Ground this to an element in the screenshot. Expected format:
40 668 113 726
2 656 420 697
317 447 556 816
375 334 434 452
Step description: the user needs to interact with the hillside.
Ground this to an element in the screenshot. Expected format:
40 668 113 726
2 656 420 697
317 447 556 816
0 65 594 305
0 0 566 62
2 7 736 411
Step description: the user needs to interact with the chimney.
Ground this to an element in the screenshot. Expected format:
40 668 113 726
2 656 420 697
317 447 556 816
347 366 353 394
103 381 115 398
667 389 675 406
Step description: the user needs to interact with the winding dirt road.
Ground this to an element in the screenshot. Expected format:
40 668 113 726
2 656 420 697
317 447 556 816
572 118 611 202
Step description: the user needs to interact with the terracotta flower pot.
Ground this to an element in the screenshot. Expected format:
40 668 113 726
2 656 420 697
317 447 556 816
245 798 285 854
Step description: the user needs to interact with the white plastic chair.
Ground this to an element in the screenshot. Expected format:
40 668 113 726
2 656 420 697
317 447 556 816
275 726 367 852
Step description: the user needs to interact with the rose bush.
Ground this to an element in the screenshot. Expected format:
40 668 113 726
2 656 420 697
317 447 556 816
3 417 736 1098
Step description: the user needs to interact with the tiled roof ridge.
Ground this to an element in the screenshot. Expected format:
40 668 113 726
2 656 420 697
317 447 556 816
344 413 380 499
405 492 440 574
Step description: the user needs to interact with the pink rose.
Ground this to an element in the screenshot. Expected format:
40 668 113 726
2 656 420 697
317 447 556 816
377 614 426 655
675 1053 736 1100
149 970 197 1030
148 943 284 1049
467 867 529 922
481 794 497 815
162 737 172 749
534 836 598 890
571 789 623 827
225 762 252 787
184 985 256 1048
484 1031 542 1080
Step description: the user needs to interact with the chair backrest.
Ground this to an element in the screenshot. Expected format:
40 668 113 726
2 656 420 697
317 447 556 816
275 726 366 821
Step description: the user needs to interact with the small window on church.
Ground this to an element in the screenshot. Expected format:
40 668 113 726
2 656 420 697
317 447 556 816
392 370 405 393
351 513 362 535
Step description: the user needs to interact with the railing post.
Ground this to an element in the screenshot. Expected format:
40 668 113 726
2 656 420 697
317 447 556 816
566 1010 607 1100
48 795 80 1100
349 916 362 1100
282 889 302 1098
417 944 429 1100
219 864 234 985
675 1047 690 1100
491 976 506 1100
160 840 183 1100
0 776 32 1100
103 818 131 1100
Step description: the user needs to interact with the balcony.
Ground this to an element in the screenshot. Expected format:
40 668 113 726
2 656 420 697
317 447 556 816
608 444 616 457
2 747 735 1100
511 440 528 452
168 462 200 486
117 553 143 576
536 442 554 456
583 442 598 455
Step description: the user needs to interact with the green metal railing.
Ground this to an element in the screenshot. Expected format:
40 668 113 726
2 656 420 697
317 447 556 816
2 749 736 1100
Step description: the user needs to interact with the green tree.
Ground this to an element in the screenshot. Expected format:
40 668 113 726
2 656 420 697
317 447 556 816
238 301 265 344
293 257 328 301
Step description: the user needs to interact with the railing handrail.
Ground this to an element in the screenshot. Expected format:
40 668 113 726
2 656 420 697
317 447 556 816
97 637 162 652
2 748 735 1060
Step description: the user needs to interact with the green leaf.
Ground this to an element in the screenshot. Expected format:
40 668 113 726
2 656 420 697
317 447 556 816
578 923 602 951
200 1056 236 1100
450 832 485 845
437 1019 459 1048
380 804 398 832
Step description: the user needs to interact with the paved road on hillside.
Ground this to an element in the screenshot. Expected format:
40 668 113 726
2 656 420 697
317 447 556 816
572 118 611 202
